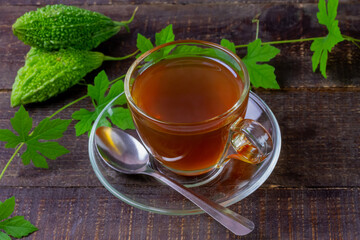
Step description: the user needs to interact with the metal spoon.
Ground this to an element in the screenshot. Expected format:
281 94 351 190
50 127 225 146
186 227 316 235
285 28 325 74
95 126 255 236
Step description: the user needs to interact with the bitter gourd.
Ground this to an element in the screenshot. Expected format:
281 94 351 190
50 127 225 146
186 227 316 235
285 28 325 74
11 48 105 107
12 4 137 50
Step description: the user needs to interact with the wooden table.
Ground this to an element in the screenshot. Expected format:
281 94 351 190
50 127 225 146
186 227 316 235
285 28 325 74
1 1 359 239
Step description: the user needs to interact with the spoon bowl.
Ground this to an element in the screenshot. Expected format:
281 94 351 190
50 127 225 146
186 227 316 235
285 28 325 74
95 127 149 173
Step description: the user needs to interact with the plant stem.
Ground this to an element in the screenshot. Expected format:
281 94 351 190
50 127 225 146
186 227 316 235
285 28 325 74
252 18 260 40
0 143 24 181
103 49 140 61
235 36 324 48
91 98 96 108
235 34 360 49
110 74 126 84
48 75 126 120
342 35 360 49
115 7 139 25
343 35 360 42
48 95 89 120
351 40 360 49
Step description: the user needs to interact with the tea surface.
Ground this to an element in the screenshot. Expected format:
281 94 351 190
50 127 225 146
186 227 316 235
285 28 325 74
130 56 245 174
132 57 243 123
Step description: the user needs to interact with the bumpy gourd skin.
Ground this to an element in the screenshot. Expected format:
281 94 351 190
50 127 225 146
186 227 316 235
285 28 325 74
11 48 104 107
12 4 126 50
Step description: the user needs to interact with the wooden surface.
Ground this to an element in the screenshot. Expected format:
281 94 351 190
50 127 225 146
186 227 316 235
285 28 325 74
0 1 359 239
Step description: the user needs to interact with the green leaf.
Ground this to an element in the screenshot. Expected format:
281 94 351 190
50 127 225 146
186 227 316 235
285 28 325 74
242 39 280 89
72 109 96 136
166 45 218 64
171 45 212 55
0 197 15 221
112 92 127 107
136 33 154 55
87 70 110 105
72 71 135 136
0 129 21 148
0 231 11 240
103 80 125 105
0 216 38 238
220 39 236 54
30 118 71 141
21 147 48 168
244 62 278 89
245 39 280 62
155 24 175 56
136 25 175 61
10 106 32 142
310 0 344 78
26 141 69 161
110 107 135 130
22 118 71 168
155 24 175 46
0 197 37 239
0 106 71 168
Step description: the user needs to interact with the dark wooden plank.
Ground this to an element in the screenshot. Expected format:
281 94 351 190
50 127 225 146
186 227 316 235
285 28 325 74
0 0 359 6
0 4 359 89
260 90 360 187
0 91 359 187
0 2 358 240
0 187 358 239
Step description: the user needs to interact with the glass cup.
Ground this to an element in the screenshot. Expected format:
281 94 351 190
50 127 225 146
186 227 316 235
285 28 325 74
124 40 273 177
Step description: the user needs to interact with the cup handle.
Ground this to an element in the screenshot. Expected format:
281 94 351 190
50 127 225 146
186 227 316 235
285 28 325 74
226 118 273 164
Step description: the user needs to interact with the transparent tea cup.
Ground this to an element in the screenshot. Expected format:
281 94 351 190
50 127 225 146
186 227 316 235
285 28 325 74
124 40 273 180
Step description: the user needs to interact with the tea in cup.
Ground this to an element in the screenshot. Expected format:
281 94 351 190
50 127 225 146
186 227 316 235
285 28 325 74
125 40 273 176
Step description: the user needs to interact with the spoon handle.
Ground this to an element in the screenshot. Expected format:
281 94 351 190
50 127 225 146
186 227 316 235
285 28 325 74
147 171 255 236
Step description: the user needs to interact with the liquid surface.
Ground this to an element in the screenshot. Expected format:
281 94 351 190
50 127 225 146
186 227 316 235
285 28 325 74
132 57 243 123
130 56 245 174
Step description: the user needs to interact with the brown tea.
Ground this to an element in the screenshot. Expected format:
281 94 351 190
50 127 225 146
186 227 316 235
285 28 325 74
130 56 247 175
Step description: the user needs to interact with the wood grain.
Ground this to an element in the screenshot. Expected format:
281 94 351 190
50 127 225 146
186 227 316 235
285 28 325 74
0 1 359 239
0 3 359 89
1 187 359 239
0 91 359 188
0 0 359 6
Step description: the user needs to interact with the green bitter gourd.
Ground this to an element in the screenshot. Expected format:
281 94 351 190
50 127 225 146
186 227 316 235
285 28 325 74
12 4 137 50
11 48 105 107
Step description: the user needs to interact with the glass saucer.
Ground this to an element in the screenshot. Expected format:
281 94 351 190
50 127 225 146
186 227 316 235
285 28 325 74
88 91 281 215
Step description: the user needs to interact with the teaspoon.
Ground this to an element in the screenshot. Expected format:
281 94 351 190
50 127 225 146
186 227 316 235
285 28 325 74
95 126 255 236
